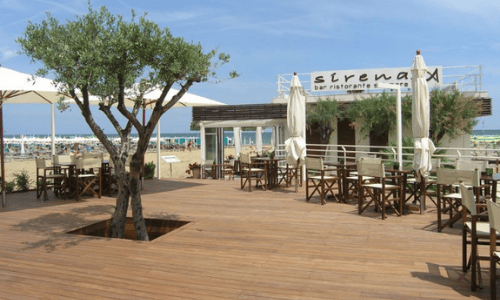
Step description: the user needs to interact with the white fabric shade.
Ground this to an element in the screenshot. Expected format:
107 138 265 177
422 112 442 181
411 54 436 180
86 86 226 109
0 67 68 104
0 67 72 207
284 75 306 167
256 126 263 155
234 127 241 157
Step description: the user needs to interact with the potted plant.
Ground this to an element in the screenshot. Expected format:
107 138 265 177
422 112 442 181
186 162 201 179
144 161 156 179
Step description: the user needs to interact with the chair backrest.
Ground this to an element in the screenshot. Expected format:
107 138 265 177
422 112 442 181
430 158 441 172
240 153 250 164
436 168 480 187
358 157 382 164
459 182 477 215
487 200 500 231
53 154 72 164
36 157 50 169
358 161 384 178
456 160 487 172
76 154 102 170
306 157 323 171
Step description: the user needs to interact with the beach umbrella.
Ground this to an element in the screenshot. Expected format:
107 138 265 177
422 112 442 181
411 50 436 182
284 73 306 192
0 67 71 207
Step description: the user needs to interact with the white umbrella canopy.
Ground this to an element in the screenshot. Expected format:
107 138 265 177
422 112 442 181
0 67 67 104
284 73 306 168
100 86 226 109
411 51 436 181
0 67 72 207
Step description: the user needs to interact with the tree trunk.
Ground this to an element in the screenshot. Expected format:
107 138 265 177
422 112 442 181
111 159 130 238
319 122 333 144
129 156 149 241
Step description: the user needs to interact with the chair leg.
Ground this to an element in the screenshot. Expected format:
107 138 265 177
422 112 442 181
463 227 468 272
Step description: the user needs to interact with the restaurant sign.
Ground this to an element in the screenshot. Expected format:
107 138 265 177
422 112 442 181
311 66 443 91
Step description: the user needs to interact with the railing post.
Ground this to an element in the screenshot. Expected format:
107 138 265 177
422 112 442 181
341 146 346 165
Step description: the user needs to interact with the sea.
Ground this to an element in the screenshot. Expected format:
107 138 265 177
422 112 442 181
472 129 500 136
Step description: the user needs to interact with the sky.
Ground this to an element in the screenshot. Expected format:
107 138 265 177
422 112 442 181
1 0 500 135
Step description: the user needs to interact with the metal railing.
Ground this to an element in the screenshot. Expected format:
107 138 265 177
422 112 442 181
275 143 500 168
276 65 484 98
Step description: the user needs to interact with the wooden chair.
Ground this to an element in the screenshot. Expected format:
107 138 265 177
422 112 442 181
70 154 102 200
240 153 267 192
459 183 498 291
53 154 73 165
357 161 403 219
201 159 214 179
487 200 500 299
36 158 67 201
222 160 235 180
436 168 480 232
344 157 381 203
406 158 441 212
457 159 488 173
305 157 341 205
278 161 302 188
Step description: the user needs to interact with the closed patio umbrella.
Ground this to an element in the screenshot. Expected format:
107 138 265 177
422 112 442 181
411 50 436 182
284 73 306 192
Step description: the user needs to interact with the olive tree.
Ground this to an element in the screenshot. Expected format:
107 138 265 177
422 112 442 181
306 98 341 144
429 90 479 144
17 5 236 240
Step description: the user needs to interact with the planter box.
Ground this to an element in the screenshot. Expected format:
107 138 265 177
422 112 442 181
191 167 201 179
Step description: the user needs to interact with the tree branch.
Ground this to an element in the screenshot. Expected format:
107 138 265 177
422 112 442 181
115 73 143 135
69 86 117 157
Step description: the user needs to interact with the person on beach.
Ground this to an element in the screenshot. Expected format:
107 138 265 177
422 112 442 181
72 142 82 157
188 141 193 152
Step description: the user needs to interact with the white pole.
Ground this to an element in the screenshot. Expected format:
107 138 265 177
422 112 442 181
396 87 402 170
378 83 403 170
234 127 241 157
200 123 206 161
157 119 161 179
256 127 263 155
51 103 56 156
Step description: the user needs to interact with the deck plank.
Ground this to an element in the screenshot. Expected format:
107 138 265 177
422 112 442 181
0 178 489 299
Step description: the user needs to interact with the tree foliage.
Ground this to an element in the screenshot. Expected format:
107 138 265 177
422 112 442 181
429 90 479 144
344 92 411 139
306 98 341 144
344 91 478 145
17 5 236 240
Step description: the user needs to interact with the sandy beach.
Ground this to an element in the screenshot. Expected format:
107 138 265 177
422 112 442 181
2 145 263 187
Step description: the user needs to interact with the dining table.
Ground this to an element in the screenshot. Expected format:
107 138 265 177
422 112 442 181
251 157 285 190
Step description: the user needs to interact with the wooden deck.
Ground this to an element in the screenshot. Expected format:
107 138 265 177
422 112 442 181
0 179 491 299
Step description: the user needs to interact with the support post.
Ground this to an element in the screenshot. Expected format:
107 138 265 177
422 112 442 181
157 119 161 179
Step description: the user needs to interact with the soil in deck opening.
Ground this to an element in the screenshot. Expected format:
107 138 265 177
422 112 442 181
67 218 189 241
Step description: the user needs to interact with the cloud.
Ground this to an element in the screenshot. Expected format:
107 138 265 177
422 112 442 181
0 47 17 61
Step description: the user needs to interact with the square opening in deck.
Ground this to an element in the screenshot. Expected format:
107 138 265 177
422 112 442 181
67 218 189 241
